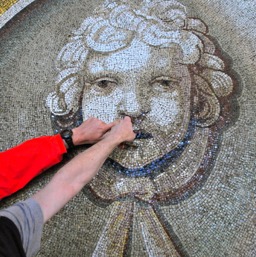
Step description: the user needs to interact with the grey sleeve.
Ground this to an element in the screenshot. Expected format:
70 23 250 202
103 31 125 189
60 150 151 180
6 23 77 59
0 198 44 257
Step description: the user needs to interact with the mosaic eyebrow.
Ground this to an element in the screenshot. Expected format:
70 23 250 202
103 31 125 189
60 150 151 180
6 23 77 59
93 77 118 83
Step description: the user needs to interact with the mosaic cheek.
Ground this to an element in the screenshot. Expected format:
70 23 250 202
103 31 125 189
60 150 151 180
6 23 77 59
148 91 181 128
82 87 123 123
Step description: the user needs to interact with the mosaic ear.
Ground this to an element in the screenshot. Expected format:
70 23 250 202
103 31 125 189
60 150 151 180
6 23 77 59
192 74 220 127
186 18 208 34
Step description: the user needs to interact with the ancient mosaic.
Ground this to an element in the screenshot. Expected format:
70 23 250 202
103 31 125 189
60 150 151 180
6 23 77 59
45 0 239 255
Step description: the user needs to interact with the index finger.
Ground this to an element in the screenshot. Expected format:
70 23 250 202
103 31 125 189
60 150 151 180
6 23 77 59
105 120 119 130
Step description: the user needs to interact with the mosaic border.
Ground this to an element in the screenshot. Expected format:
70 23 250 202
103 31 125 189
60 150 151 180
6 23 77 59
0 0 36 28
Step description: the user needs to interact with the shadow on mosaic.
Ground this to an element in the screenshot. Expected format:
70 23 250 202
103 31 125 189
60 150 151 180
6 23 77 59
0 0 255 256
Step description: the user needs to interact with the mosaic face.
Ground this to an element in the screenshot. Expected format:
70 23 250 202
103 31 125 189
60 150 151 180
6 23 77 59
82 39 191 168
47 0 235 197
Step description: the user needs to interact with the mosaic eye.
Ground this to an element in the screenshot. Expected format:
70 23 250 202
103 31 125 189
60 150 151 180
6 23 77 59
95 78 117 89
91 78 118 94
151 77 179 93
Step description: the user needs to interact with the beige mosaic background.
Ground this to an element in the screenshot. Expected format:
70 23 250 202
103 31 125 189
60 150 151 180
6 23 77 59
0 0 255 256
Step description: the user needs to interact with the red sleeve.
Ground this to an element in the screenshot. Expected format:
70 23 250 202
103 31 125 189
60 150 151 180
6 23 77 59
0 134 67 199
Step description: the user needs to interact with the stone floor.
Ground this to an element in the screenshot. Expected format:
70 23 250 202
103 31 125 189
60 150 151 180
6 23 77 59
0 0 255 256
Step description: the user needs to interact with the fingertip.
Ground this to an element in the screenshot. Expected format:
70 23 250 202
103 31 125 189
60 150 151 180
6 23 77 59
124 116 131 121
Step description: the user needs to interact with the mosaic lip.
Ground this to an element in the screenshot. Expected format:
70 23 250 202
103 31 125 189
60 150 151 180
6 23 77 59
134 130 153 140
121 130 153 149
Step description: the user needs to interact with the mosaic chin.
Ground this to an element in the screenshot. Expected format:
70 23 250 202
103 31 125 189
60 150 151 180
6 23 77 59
47 0 237 200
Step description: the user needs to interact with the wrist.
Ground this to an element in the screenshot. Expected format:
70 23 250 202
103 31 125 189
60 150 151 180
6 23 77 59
60 129 75 149
71 128 78 146
72 128 86 146
101 135 123 147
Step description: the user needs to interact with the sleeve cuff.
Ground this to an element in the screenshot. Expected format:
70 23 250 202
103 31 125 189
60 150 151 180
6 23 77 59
0 198 44 257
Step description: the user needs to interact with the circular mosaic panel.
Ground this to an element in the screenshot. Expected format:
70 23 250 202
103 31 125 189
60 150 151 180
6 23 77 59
0 0 255 256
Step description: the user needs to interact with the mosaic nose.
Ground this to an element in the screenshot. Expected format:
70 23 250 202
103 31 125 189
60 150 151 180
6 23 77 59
118 89 142 117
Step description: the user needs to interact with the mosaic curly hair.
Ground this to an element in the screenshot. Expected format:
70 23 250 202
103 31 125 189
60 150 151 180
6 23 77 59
46 0 234 130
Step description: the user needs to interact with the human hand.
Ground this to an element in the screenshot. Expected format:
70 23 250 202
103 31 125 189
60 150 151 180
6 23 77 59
103 116 135 145
72 117 115 145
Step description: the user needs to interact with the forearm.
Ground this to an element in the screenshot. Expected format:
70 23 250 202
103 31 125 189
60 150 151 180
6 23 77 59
32 138 118 222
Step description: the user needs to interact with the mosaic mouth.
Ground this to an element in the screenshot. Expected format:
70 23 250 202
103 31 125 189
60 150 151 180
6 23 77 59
122 130 153 149
134 130 153 140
